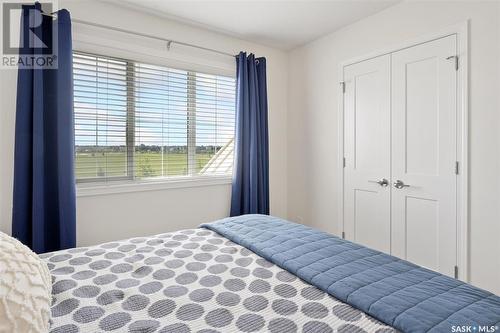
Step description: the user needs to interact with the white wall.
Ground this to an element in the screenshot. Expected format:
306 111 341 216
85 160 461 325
288 1 500 294
0 61 17 237
0 0 288 246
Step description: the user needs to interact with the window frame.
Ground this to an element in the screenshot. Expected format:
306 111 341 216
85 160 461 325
73 50 236 190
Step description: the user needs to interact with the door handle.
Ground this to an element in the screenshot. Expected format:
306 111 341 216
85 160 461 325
368 178 389 187
394 180 410 189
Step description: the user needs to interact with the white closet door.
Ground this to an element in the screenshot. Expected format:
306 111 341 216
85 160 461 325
343 55 391 253
391 35 457 276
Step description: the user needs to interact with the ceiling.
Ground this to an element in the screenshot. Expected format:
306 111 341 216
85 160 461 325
107 0 399 50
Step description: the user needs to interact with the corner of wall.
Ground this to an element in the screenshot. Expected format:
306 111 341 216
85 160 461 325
0 68 17 236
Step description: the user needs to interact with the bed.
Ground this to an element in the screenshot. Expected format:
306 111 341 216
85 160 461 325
43 227 393 332
42 215 500 333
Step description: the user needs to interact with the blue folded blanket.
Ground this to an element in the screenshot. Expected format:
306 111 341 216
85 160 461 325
201 214 500 333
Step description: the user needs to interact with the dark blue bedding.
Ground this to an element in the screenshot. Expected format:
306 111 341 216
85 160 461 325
201 214 500 333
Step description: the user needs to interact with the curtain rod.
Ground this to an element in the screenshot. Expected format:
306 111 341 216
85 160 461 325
41 13 237 58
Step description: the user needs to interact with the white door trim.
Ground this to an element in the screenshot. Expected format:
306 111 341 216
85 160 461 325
338 21 469 282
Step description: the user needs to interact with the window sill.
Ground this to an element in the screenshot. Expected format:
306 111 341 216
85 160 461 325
76 176 232 197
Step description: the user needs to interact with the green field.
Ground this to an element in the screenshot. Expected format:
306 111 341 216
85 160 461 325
75 151 214 180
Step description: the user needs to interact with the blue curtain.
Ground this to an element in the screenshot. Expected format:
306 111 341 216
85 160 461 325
12 4 75 253
230 52 269 216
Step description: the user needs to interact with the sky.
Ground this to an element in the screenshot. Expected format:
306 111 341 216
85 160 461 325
73 54 235 148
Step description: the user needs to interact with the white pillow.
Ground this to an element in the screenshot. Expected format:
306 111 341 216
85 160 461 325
0 232 52 333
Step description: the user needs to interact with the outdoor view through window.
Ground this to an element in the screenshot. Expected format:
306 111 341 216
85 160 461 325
73 52 236 183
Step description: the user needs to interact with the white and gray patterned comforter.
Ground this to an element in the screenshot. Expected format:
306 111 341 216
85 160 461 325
42 228 397 333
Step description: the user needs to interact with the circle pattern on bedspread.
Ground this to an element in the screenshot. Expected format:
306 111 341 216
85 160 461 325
46 228 398 333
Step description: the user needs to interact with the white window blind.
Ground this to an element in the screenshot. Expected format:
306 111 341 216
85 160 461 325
73 52 236 183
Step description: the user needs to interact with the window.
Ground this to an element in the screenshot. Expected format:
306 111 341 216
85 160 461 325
73 52 236 184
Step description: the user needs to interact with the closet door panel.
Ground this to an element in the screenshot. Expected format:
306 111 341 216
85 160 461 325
343 55 391 254
391 35 457 276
